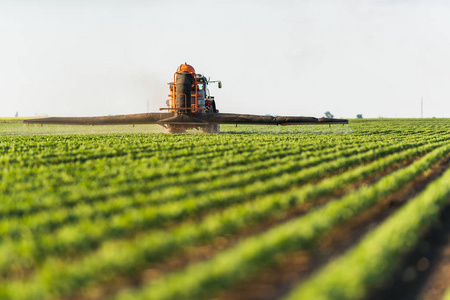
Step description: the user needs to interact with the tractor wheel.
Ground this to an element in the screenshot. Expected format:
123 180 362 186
168 125 186 134
202 124 220 133
213 124 220 133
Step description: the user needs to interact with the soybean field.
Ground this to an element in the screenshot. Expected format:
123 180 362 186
1 118 450 300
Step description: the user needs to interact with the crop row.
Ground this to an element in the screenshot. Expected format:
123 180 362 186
283 152 450 300
0 141 396 276
0 140 360 216
0 119 449 300
1 141 448 299
0 135 360 198
0 125 439 165
0 143 363 237
0 139 395 221
99 143 450 300
3 134 334 172
2 132 447 218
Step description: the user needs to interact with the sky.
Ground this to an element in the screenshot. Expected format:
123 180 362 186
1 0 450 118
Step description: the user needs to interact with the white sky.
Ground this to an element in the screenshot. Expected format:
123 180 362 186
1 0 449 118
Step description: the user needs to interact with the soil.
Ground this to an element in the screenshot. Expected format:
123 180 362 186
367 204 450 300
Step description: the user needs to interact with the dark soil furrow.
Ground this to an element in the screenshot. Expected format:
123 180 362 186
366 201 450 300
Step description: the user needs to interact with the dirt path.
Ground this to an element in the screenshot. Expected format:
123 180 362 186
367 204 450 300
417 210 450 300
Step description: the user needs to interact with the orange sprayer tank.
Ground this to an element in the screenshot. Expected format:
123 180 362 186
177 63 195 74
169 63 198 115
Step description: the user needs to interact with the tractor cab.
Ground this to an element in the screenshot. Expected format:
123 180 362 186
196 74 218 113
